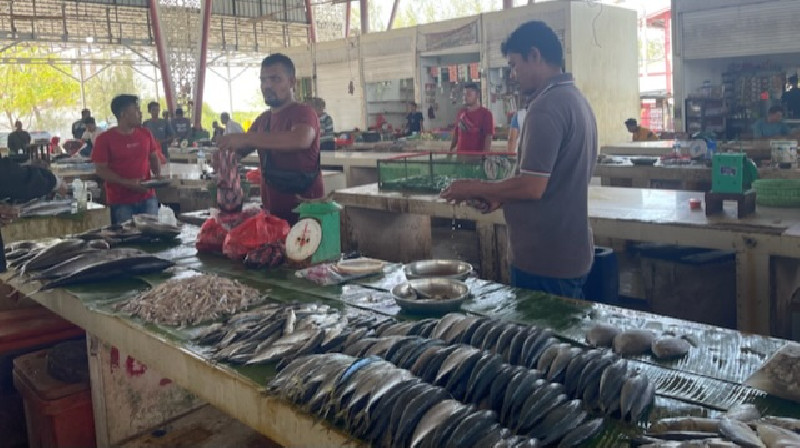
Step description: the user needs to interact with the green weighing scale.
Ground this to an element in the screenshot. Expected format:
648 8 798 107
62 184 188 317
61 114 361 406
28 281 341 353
285 199 342 266
705 153 758 218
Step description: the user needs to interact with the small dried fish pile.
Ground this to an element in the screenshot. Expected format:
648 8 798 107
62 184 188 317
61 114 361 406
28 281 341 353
269 354 546 448
192 303 390 364
586 324 693 360
371 314 655 421
333 335 604 446
635 404 800 447
118 274 262 326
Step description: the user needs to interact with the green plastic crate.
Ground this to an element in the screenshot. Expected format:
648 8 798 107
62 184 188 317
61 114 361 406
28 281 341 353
753 179 800 207
378 152 516 193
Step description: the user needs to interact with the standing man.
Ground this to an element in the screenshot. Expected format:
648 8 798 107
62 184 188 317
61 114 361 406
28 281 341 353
507 105 527 154
217 53 323 225
72 109 91 140
7 121 31 155
79 117 101 157
782 75 800 119
91 94 162 224
311 98 335 151
144 102 175 160
449 83 494 153
441 21 597 299
171 107 192 143
405 102 424 136
625 118 657 141
221 112 244 134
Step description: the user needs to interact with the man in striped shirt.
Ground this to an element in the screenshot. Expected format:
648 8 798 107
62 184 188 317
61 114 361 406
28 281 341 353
311 97 335 151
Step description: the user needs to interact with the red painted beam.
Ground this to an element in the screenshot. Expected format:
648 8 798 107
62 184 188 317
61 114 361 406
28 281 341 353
345 1 351 38
304 0 316 43
147 0 175 114
192 0 212 129
665 14 672 96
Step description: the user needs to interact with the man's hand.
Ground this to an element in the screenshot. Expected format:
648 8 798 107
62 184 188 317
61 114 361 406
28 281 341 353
217 134 251 152
0 204 19 226
123 179 149 194
440 179 484 204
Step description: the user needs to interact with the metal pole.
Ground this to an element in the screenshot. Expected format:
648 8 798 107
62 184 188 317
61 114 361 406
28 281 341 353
227 61 234 115
304 0 316 43
360 0 368 35
502 0 513 9
77 48 86 109
387 0 399 31
148 0 176 113
192 0 213 129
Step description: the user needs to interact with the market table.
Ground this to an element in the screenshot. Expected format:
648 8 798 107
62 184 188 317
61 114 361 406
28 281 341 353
332 183 800 338
2 202 109 244
3 225 800 447
594 162 800 190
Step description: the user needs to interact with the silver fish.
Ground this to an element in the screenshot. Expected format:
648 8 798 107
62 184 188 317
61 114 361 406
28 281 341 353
620 373 649 420
649 418 721 435
719 417 766 448
537 342 570 373
756 423 800 448
726 403 761 422
431 313 467 340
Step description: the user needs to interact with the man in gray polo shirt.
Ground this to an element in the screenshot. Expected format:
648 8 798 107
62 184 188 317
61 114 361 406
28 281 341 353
441 20 597 299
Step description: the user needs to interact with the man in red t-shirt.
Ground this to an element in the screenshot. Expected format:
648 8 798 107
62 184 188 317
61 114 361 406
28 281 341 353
450 83 495 153
92 94 162 224
217 53 323 225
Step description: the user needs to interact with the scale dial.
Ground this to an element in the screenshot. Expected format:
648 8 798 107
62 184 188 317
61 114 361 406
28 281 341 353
286 218 322 262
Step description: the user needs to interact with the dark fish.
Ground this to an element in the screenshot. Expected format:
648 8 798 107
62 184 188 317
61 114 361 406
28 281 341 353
577 351 616 398
488 365 517 412
521 330 554 369
425 403 476 448
507 327 530 365
502 371 543 430
469 319 496 347
395 339 443 371
442 315 480 344
620 373 649 420
410 344 450 377
465 352 504 405
585 323 620 347
537 342 570 374
531 399 586 445
547 346 583 383
42 256 175 289
364 380 421 443
409 399 465 448
648 417 721 434
21 238 86 273
419 345 460 383
651 337 691 360
417 320 439 338
343 337 380 357
630 380 655 422
480 324 507 352
434 347 482 388
493 325 521 358
556 417 604 447
564 350 598 396
381 321 417 337
446 410 499 448
432 313 467 340
471 425 509 448
395 386 451 448
444 347 483 401
598 359 629 413
388 337 429 366
612 329 655 356
516 383 566 433
385 382 436 443
456 317 486 345
719 417 766 447
407 319 439 336
645 431 727 441
500 368 531 424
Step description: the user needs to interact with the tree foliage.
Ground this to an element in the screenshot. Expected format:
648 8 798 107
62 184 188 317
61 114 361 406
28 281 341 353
0 47 79 130
83 63 141 127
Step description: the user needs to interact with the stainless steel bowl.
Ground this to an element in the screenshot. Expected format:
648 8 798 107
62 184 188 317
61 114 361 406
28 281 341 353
404 259 473 280
392 278 470 314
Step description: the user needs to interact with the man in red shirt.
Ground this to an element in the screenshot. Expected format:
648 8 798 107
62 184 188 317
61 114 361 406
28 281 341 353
92 94 162 224
217 53 323 225
450 82 495 153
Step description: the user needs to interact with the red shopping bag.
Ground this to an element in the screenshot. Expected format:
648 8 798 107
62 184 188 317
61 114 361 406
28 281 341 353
222 211 290 260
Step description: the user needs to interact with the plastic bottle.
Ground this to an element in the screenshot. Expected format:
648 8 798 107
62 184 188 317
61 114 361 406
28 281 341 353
196 149 206 176
672 142 682 156
71 178 86 210
157 204 177 225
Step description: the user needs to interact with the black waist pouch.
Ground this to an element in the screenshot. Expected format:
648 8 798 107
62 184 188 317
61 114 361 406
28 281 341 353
261 151 320 194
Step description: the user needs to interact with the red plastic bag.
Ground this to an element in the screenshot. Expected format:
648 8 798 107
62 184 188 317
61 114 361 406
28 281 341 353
196 217 228 253
245 168 262 185
222 211 290 260
216 207 260 231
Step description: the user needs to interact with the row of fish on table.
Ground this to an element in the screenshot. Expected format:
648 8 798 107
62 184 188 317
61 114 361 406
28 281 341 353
4 215 180 289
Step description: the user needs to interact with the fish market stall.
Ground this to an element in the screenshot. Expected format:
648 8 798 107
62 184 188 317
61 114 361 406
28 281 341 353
2 201 109 244
332 183 800 338
4 221 800 447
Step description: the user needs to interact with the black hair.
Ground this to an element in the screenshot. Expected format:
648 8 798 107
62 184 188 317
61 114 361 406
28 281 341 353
81 108 90 115
464 82 480 92
625 118 637 126
83 117 96 125
768 106 784 115
262 53 296 79
147 101 160 112
110 94 139 119
501 20 563 66
175 107 184 116
789 75 798 85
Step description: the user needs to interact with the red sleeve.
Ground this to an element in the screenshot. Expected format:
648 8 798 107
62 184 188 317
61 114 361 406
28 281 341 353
291 105 320 132
483 109 495 136
249 112 270 134
91 131 111 164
